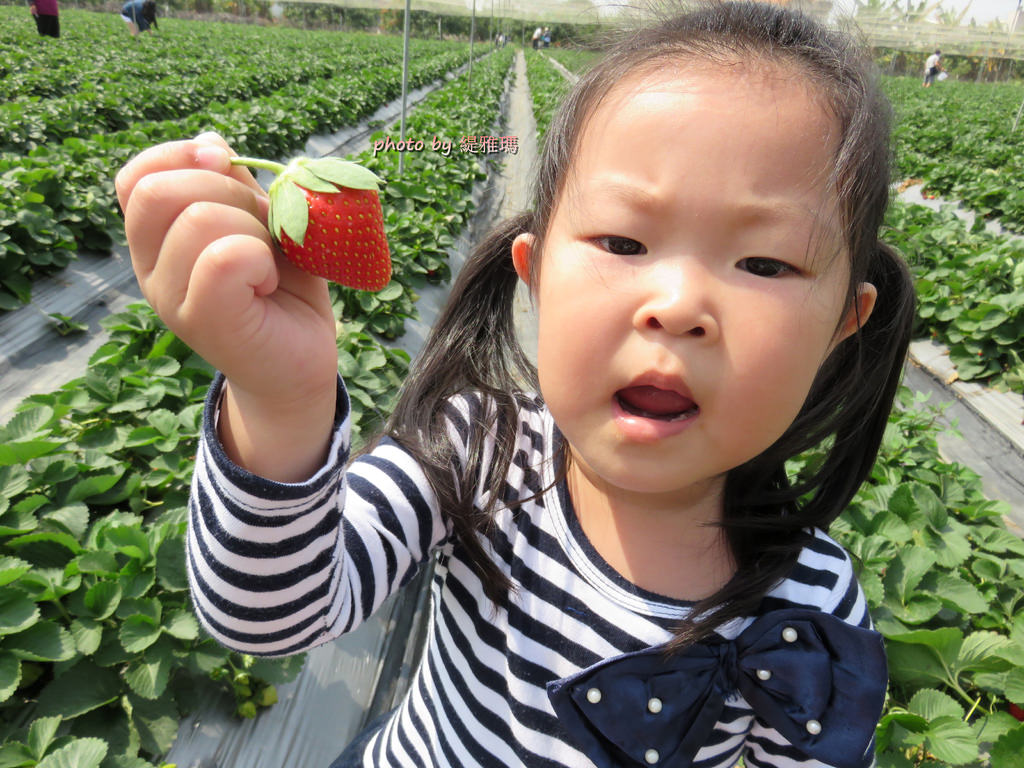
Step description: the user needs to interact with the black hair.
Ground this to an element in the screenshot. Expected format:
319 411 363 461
142 0 157 25
378 0 916 646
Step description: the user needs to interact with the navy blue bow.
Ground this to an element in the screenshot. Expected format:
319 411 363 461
547 609 887 768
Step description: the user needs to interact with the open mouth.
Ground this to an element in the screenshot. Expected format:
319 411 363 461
615 385 699 421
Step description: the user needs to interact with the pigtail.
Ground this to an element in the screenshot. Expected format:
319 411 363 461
382 213 539 604
797 242 916 522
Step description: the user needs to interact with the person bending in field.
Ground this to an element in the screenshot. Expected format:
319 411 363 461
116 2 915 766
27 0 59 38
923 49 942 87
121 0 157 37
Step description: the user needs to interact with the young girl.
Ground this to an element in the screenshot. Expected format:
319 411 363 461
115 2 916 766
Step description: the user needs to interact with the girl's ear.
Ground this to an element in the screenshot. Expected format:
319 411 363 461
511 233 536 286
836 282 878 343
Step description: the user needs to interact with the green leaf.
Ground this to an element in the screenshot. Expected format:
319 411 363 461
34 737 107 768
872 512 914 542
104 525 150 562
1 500 42 537
163 610 199 641
0 742 36 768
885 546 936 599
1004 667 1024 703
935 574 989 615
0 652 21 703
376 282 404 301
973 712 1021 748
0 406 54 440
925 716 978 765
83 364 120 403
908 688 963 720
123 640 173 699
888 483 927 528
0 592 40 638
249 652 306 685
875 753 914 768
69 618 103 656
43 504 89 540
990 724 1024 768
5 531 83 562
0 441 64 467
912 483 948 528
886 627 963 687
0 557 33 588
83 581 121 621
66 471 124 504
272 180 309 245
287 165 341 193
301 157 382 189
978 527 1024 556
146 409 177 436
34 660 120 718
128 694 180 755
119 615 161 653
5 621 75 662
27 716 62 761
155 535 188 591
189 639 229 673
959 631 1014 673
75 551 118 576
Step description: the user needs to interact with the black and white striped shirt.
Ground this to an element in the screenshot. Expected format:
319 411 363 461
188 376 878 768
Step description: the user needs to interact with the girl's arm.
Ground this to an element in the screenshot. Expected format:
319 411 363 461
117 136 457 654
186 374 455 656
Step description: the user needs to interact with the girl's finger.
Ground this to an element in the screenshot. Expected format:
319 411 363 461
190 131 269 195
144 201 275 322
114 133 265 213
116 137 229 211
180 233 281 354
124 168 267 282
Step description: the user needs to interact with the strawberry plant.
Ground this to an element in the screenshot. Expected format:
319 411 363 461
887 76 1024 233
823 390 1024 767
883 201 1024 394
525 50 571 142
543 48 601 74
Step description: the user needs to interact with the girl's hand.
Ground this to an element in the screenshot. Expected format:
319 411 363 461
116 133 340 481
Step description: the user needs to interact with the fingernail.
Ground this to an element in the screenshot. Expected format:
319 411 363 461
194 131 222 143
195 144 228 169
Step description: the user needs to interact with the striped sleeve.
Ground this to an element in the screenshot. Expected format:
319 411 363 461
743 529 880 768
186 374 452 656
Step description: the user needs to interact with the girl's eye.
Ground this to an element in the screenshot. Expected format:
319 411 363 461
596 236 646 256
738 257 798 278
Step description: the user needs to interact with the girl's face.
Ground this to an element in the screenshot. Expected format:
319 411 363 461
513 64 876 509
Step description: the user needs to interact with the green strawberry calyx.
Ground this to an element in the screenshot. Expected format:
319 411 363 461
229 156 383 247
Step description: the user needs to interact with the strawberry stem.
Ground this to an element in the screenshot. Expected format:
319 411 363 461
230 156 287 175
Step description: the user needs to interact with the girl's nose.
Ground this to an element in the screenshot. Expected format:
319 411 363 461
633 264 720 342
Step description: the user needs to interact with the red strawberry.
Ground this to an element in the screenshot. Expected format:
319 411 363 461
1010 702 1024 722
230 155 391 291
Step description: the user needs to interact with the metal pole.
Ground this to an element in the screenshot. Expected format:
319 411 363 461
1013 95 1024 132
399 0 412 175
469 0 476 95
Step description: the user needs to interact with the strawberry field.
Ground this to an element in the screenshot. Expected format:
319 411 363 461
1 9 1024 767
